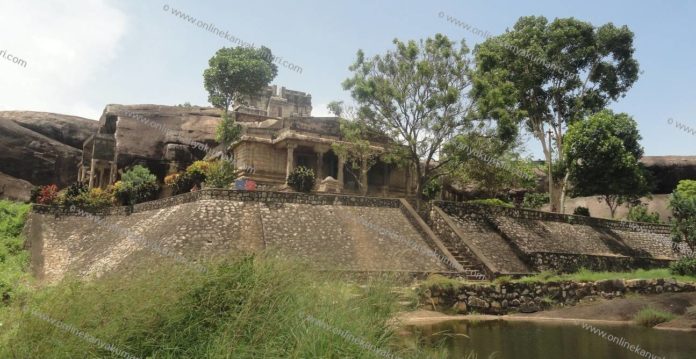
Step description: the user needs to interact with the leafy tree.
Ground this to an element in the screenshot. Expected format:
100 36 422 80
522 192 550 210
670 179 696 253
343 34 475 202
204 46 278 147
203 160 237 189
471 16 640 212
326 101 344 118
442 132 537 198
564 110 651 218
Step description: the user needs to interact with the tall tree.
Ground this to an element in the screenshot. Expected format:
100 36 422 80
343 34 474 200
204 46 278 147
670 180 696 253
471 16 640 212
564 110 651 218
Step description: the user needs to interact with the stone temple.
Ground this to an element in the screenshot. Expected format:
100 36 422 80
78 85 414 196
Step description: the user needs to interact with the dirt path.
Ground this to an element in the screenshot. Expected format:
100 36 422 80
398 292 696 331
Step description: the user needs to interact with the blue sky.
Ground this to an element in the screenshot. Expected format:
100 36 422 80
1 0 694 159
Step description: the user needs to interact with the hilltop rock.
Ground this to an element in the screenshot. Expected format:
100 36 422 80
0 111 98 187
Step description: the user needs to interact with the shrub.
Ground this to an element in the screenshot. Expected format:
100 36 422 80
522 192 549 209
573 206 590 217
670 180 696 253
287 166 315 192
186 161 210 184
627 204 660 223
633 307 675 327
113 165 159 205
34 185 59 205
669 257 696 276
466 198 513 207
203 160 237 189
421 179 442 200
73 188 114 211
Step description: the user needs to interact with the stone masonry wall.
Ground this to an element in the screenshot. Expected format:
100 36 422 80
422 278 696 315
26 190 450 283
434 201 680 274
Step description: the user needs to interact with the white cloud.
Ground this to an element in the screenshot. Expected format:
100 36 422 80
311 103 334 117
0 0 127 119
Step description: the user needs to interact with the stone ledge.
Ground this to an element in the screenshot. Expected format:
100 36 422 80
422 278 696 315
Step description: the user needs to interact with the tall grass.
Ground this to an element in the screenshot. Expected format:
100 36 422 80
633 307 676 327
0 200 31 305
514 268 696 284
1 255 449 358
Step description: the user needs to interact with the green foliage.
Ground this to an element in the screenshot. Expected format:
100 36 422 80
670 257 696 276
564 110 652 218
216 112 242 146
442 134 537 198
326 100 344 117
670 180 696 252
466 198 513 207
113 165 159 205
331 115 384 194
633 307 675 327
515 268 696 284
471 16 640 210
343 34 477 198
203 160 237 189
421 179 442 200
627 204 661 223
287 166 315 193
573 206 590 217
522 192 549 209
0 200 31 306
203 46 278 112
1 256 440 358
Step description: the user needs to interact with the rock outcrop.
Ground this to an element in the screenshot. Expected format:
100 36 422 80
640 156 696 193
0 111 98 188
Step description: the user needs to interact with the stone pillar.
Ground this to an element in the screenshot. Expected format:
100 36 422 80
337 155 345 188
77 166 83 183
110 162 117 184
316 151 324 180
98 166 106 189
285 143 297 183
88 159 96 189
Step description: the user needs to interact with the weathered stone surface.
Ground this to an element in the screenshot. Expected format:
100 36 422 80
0 171 33 201
0 111 98 187
25 190 451 283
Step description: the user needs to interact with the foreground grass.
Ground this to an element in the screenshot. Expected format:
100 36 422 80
633 307 676 327
1 254 454 358
0 200 31 305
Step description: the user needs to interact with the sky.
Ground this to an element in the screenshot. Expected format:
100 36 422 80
1 0 694 159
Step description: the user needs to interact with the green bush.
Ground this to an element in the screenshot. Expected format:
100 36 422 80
669 257 696 276
113 165 159 205
203 160 237 189
670 180 696 253
522 192 549 209
627 204 660 223
287 166 315 192
573 206 590 217
633 307 675 327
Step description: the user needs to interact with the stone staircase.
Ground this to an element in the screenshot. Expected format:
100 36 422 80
445 247 488 281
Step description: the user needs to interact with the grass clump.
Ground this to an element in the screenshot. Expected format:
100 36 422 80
633 306 676 327
514 268 696 284
1 254 444 358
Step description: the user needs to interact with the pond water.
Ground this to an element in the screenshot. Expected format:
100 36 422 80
407 320 695 359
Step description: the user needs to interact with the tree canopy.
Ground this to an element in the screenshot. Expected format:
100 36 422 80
670 179 696 253
471 16 640 212
203 46 278 113
343 33 476 199
564 110 651 218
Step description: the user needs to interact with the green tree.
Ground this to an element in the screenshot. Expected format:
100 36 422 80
670 180 696 253
564 110 651 218
113 165 160 205
471 16 640 212
204 46 278 147
343 34 475 201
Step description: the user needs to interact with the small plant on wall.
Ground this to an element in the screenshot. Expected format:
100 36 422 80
287 166 315 192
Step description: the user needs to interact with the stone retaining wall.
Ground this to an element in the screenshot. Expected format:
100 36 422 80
421 279 696 315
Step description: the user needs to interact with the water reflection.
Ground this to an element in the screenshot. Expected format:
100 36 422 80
406 320 693 358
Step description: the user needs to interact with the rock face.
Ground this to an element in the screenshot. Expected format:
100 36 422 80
0 111 98 189
0 171 33 201
640 156 696 194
